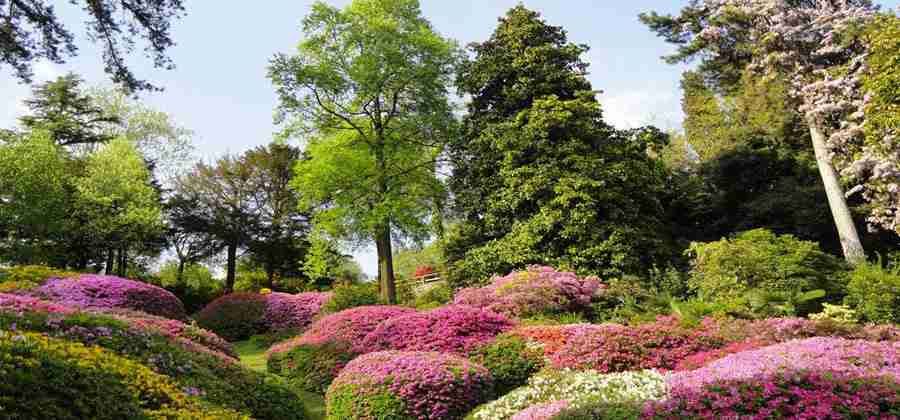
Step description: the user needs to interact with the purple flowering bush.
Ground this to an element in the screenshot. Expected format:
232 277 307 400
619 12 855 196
262 291 332 332
453 266 604 318
266 305 417 393
360 304 515 354
326 351 494 420
35 275 187 319
197 291 331 341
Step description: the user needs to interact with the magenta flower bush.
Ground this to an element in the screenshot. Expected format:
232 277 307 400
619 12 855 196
360 304 515 354
511 400 570 420
35 275 187 319
262 291 332 332
453 266 603 318
197 291 332 341
0 292 76 315
326 351 494 420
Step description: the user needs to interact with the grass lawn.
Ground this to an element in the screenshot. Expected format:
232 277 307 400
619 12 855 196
234 339 326 420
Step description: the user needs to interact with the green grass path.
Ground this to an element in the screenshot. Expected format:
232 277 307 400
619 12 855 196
234 340 326 420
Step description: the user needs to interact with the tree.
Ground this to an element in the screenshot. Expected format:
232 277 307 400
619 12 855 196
165 194 222 283
446 6 673 286
173 155 255 292
269 0 459 303
1 0 185 91
75 137 165 275
18 74 118 148
640 0 887 263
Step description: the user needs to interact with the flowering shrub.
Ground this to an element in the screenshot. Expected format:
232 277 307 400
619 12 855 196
262 291 331 332
319 282 381 314
549 316 725 372
0 292 77 315
453 266 603 318
508 324 607 357
470 334 545 395
646 371 900 419
266 305 416 393
0 331 245 420
510 400 570 420
673 339 766 371
360 304 514 354
468 369 666 420
326 351 493 420
35 275 187 319
196 293 267 341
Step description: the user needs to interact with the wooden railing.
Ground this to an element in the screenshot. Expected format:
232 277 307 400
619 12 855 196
397 272 444 294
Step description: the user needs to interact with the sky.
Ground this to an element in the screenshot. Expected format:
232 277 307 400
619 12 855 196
2 1 898 277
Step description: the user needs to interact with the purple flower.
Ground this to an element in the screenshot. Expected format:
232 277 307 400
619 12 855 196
35 275 186 319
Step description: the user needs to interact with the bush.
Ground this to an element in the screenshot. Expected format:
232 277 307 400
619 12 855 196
548 316 725 372
196 293 268 341
155 261 224 314
687 229 846 316
414 282 452 309
197 291 330 341
0 264 79 285
551 399 643 420
326 351 494 420
453 266 604 319
0 331 244 419
267 306 418 392
469 334 545 396
467 369 666 420
360 304 515 354
320 282 381 314
845 261 900 324
507 324 600 357
35 274 187 319
0 294 309 419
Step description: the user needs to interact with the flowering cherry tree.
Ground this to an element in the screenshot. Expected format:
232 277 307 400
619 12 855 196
643 0 898 262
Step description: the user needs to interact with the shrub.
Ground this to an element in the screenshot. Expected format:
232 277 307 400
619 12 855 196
470 334 545 396
0 264 79 285
467 369 666 420
510 400 570 420
0 331 245 419
263 291 332 332
35 274 187 319
507 324 601 357
549 316 726 372
196 293 267 341
845 261 900 324
326 351 494 420
414 282 453 309
550 399 643 420
453 266 604 319
646 371 900 419
809 302 859 324
360 304 514 354
155 261 224 314
0 294 308 419
687 229 845 316
320 282 381 314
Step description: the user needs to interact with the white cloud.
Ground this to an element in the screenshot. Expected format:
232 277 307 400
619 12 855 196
599 89 682 132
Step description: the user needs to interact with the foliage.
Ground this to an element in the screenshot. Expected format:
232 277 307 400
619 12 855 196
549 399 643 420
359 304 514 354
0 1 184 91
302 234 363 289
845 260 900 324
156 261 223 314
271 0 459 303
196 293 268 341
687 229 846 316
446 6 673 286
467 369 666 420
262 292 331 333
35 275 186 319
413 282 452 309
320 282 382 314
326 351 493 420
453 266 603 319
469 334 545 396
394 242 445 280
809 303 859 325
0 331 244 419
590 275 674 324
0 265 78 287
18 74 117 147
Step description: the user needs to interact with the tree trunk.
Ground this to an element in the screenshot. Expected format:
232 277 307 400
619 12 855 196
374 224 397 303
117 247 127 277
808 119 866 264
225 242 237 293
177 259 186 283
106 249 115 275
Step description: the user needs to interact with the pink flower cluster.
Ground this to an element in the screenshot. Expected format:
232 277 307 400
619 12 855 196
262 291 332 332
118 312 237 359
360 305 515 354
549 316 725 372
453 266 603 318
327 351 494 419
267 305 416 358
0 293 76 315
511 400 570 420
35 275 187 319
510 324 610 356
648 337 900 418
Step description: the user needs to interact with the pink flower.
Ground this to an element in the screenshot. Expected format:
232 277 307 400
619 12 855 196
34 275 186 319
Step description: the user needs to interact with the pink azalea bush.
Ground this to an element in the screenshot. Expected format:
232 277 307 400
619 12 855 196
360 304 515 354
511 400 570 420
509 324 609 357
326 351 494 420
35 275 187 319
0 292 76 315
196 291 332 341
453 266 604 318
648 338 900 418
262 291 332 332
549 316 725 372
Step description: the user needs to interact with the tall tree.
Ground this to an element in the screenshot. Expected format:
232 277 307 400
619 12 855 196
165 194 222 283
269 0 458 303
1 0 185 91
446 6 673 286
640 0 889 263
18 74 118 148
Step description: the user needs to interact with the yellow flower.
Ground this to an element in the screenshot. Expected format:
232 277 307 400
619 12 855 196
259 288 272 295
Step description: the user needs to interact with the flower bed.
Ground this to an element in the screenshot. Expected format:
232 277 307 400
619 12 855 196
359 304 514 354
453 266 603 318
263 291 332 332
326 351 493 420
508 323 608 356
468 369 666 420
197 291 331 341
35 275 187 319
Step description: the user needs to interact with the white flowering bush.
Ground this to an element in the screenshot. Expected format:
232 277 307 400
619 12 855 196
466 369 666 420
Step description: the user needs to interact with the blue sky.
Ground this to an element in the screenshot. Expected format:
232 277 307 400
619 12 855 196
2 1 897 276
